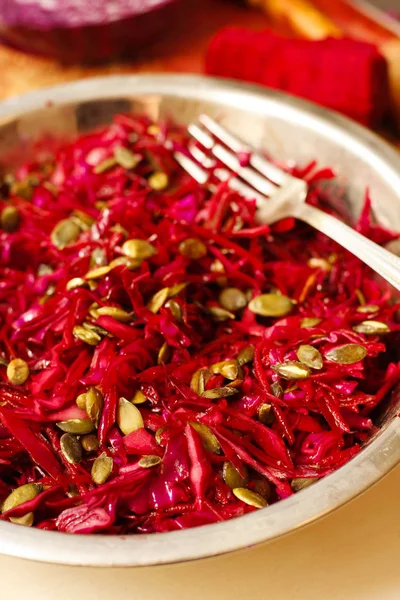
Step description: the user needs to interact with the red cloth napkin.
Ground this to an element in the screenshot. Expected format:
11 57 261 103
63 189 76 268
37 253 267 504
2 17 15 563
205 28 391 127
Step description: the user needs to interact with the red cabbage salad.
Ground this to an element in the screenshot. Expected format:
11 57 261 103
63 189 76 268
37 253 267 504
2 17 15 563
0 114 399 534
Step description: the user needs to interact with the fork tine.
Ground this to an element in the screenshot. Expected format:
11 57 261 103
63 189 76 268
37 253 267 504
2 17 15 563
189 124 277 197
173 150 208 185
198 114 292 187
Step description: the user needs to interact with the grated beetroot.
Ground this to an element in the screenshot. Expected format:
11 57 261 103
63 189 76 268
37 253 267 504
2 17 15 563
0 114 399 534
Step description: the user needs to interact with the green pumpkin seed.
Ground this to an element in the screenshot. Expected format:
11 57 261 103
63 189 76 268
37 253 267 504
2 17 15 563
307 257 331 271
132 390 148 405
1 205 20 232
148 287 170 313
11 177 35 200
76 392 87 411
122 239 157 261
2 483 42 526
258 403 274 425
82 322 109 337
157 342 171 365
325 344 367 365
60 433 82 464
117 397 144 435
219 287 247 312
223 462 248 489
232 487 268 509
73 325 101 346
190 367 212 395
155 427 167 446
270 381 283 398
88 302 100 319
167 299 183 322
56 418 95 435
209 306 236 322
297 345 323 370
237 345 255 366
114 146 141 169
84 265 112 280
67 484 79 498
51 218 82 249
168 282 188 297
91 452 113 485
109 256 141 270
300 317 322 328
89 247 107 268
179 238 207 260
85 387 104 427
202 386 239 399
81 434 99 453
71 210 94 231
291 477 318 492
272 361 311 380
94 157 117 174
189 422 221 454
96 306 133 323
66 277 88 291
139 455 162 468
249 293 293 318
356 305 380 314
353 321 390 335
253 478 271 499
211 359 239 381
37 263 53 276
7 358 29 385
148 172 169 191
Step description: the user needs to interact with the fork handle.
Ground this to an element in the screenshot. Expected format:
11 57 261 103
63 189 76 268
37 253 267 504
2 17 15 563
294 203 400 292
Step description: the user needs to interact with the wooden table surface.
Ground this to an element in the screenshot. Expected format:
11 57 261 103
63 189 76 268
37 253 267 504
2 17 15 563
0 0 267 100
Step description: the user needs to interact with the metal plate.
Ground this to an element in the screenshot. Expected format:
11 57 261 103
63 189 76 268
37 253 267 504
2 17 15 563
1 74 400 567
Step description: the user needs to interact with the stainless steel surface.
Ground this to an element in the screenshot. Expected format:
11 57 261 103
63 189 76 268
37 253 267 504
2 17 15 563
187 114 400 292
1 74 400 567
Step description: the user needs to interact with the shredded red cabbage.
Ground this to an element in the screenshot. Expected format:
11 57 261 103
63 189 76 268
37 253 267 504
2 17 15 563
0 114 399 534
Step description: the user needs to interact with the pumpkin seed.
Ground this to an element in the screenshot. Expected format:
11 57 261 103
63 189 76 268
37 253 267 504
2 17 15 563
356 305 379 314
76 392 87 411
71 210 94 231
291 477 318 492
88 302 100 319
84 265 112 280
82 322 109 337
89 247 107 268
211 359 239 380
270 381 283 398
117 397 144 435
67 484 79 498
190 367 212 395
96 306 133 323
139 455 162 468
66 277 88 291
202 386 239 399
91 452 113 485
1 205 20 232
11 177 35 200
94 157 117 174
148 171 169 191
237 345 255 366
81 434 99 453
2 483 41 526
325 344 367 365
232 487 268 509
122 239 157 261
253 478 271 499
155 427 167 446
272 361 311 380
85 387 104 427
129 391 146 407
355 288 366 306
158 342 171 365
189 422 220 454
167 299 183 322
258 403 274 425
353 321 390 335
37 263 53 276
148 287 170 313
51 218 82 249
249 293 293 317
222 462 248 489
114 146 141 169
7 358 29 385
73 325 101 346
297 345 323 370
60 433 82 464
300 317 322 328
219 287 247 312
307 257 331 271
209 306 236 322
179 238 207 260
168 282 187 297
109 256 141 270
56 418 95 435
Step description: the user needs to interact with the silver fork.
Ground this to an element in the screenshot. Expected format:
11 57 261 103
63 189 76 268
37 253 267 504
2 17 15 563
174 114 400 292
